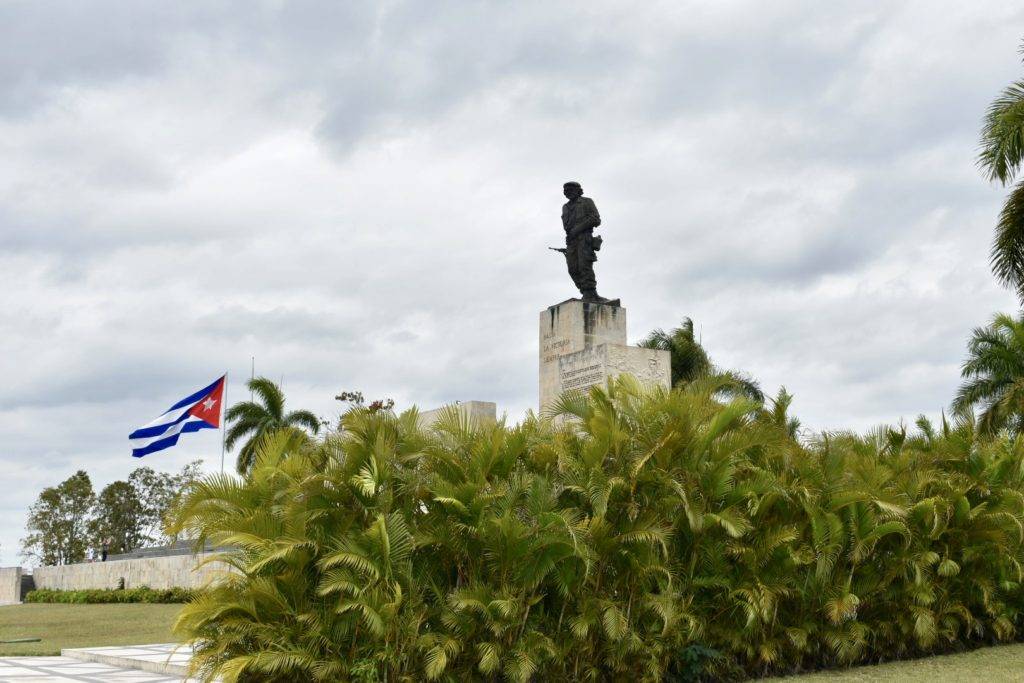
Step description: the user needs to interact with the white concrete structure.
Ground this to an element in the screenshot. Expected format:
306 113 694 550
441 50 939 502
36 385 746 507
540 299 670 413
0 566 20 604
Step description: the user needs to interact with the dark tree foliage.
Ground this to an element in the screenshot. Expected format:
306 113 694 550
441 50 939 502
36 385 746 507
128 461 203 546
21 470 95 565
89 480 146 556
21 461 202 563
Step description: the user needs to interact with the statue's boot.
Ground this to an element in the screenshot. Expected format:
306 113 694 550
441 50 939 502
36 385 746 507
582 289 609 303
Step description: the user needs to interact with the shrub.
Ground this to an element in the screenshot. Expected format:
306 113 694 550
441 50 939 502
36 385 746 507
167 376 1024 682
25 586 195 604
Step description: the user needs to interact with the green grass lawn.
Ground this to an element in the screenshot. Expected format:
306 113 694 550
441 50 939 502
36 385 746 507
0 603 181 656
765 642 1024 681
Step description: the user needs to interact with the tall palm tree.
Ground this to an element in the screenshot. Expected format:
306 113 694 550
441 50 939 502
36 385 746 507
639 318 711 383
639 317 764 401
953 312 1024 433
224 376 320 474
979 44 1024 298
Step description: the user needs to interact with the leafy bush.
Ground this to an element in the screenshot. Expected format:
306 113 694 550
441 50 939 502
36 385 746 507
168 376 1024 681
25 586 195 604
666 644 721 682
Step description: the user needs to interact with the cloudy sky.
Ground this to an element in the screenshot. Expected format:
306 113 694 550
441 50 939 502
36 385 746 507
2 0 1022 566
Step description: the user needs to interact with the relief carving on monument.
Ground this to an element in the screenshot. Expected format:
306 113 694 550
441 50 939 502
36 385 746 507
605 345 668 385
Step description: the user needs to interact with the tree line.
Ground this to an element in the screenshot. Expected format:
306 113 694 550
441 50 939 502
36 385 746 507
20 462 201 565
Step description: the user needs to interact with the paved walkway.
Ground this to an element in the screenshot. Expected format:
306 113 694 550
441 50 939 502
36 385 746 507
0 656 186 681
0 644 195 682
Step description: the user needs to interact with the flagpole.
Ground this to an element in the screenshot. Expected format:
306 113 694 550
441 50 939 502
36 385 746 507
220 372 228 474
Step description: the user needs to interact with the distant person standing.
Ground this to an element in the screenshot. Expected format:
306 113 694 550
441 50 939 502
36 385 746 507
86 547 95 563
101 538 110 562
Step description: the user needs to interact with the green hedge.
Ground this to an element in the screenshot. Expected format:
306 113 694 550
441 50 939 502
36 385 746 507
166 379 1024 681
25 586 195 604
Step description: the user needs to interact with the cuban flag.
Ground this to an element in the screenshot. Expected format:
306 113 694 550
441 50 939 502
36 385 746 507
129 376 225 457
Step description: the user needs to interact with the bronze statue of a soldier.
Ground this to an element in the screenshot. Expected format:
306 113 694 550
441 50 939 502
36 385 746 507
556 181 610 303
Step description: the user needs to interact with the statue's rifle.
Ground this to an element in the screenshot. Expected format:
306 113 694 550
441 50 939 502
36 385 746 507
548 246 567 254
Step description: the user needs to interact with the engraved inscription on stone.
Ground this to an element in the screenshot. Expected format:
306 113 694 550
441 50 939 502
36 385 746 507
560 363 604 390
541 332 573 364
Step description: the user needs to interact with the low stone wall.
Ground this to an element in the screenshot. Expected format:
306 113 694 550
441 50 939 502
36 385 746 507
0 567 21 603
32 552 229 591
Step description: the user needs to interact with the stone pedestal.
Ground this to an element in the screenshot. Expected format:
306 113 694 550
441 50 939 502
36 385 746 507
539 299 671 413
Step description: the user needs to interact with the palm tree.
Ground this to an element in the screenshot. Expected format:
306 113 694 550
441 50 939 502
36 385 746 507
639 317 764 401
639 318 711 383
953 312 1024 433
224 376 320 474
761 386 801 438
979 43 1024 298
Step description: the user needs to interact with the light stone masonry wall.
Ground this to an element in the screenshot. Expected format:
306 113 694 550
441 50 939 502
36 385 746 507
32 552 230 591
0 567 21 604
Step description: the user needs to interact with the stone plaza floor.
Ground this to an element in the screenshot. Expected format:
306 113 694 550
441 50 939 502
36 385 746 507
0 644 195 682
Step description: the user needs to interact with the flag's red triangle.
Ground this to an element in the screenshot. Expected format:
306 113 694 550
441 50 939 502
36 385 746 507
187 376 225 428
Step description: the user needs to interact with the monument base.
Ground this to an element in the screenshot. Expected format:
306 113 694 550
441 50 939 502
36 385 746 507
540 299 670 413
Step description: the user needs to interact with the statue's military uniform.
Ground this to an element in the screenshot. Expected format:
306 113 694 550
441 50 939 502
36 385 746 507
561 195 601 297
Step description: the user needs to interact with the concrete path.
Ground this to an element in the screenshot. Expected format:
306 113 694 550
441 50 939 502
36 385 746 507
0 656 186 681
0 644 196 682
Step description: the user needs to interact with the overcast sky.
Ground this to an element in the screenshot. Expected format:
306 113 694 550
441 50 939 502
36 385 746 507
2 1 1022 567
